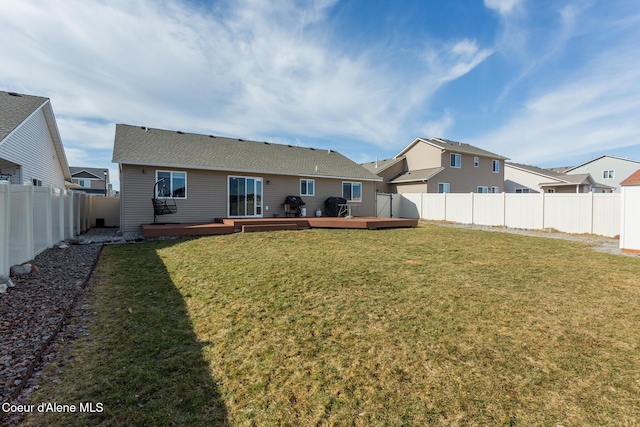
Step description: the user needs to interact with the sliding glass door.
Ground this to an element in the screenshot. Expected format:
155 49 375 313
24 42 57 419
228 176 263 217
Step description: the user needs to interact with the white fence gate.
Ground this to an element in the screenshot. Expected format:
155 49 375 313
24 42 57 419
0 183 120 276
377 192 621 238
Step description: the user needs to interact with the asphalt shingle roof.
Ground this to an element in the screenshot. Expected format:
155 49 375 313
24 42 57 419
0 91 48 143
388 167 444 183
361 156 405 174
426 138 509 160
113 124 381 181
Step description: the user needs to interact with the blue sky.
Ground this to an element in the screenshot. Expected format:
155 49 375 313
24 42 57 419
1 0 639 190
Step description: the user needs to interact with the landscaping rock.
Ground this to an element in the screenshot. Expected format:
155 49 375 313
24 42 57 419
0 283 7 294
9 264 32 276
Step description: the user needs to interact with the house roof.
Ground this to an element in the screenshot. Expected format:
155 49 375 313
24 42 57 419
70 167 110 180
388 167 444 184
564 154 640 173
0 90 72 183
507 162 575 182
112 124 382 181
620 169 640 186
507 162 612 189
361 156 405 174
395 137 509 160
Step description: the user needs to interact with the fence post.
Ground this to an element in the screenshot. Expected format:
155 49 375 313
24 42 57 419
0 183 10 276
26 184 35 261
58 189 65 242
540 192 545 229
502 192 507 227
589 192 594 235
46 186 53 249
420 192 424 219
470 192 475 225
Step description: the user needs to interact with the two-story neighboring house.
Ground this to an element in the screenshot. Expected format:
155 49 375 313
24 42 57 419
362 137 508 193
563 155 640 193
70 167 112 195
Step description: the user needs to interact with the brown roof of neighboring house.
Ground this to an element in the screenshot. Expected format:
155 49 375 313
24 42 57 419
112 124 381 181
620 169 640 186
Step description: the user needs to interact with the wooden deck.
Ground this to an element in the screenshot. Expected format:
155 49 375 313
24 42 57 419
141 217 418 238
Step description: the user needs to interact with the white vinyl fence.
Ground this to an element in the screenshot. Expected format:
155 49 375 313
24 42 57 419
379 192 621 237
0 183 120 276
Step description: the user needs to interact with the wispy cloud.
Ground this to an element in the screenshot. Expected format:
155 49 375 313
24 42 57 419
0 0 491 165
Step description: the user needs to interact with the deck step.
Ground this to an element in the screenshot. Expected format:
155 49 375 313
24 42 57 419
241 223 298 233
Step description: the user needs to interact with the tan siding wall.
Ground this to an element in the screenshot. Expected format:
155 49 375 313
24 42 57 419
433 152 504 193
375 161 406 193
403 142 441 170
394 182 428 193
120 164 377 232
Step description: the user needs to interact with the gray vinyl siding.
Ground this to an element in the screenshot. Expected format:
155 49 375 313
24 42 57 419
0 107 67 188
120 164 377 232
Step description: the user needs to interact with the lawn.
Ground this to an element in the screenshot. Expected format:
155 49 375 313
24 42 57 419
22 225 640 426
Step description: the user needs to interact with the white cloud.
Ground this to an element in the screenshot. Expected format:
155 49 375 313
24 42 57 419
471 49 640 165
0 0 491 152
484 0 522 16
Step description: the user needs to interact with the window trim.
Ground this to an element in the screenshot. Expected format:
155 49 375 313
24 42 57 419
342 181 362 202
477 186 489 193
438 182 450 193
491 186 500 193
515 188 531 193
156 170 187 199
492 159 500 173
603 169 614 179
474 156 479 168
450 153 461 168
300 179 315 196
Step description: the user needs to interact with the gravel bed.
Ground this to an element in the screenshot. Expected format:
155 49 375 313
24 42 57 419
0 228 139 426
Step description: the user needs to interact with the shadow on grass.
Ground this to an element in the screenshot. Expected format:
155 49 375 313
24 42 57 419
26 241 227 426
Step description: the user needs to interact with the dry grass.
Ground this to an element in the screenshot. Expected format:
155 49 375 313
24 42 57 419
23 225 640 426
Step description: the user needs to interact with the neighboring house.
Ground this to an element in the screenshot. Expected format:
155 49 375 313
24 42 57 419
563 155 640 193
362 137 508 193
505 162 613 193
112 124 382 233
0 90 73 188
70 166 112 195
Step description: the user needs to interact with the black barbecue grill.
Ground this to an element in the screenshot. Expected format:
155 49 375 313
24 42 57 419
283 195 305 217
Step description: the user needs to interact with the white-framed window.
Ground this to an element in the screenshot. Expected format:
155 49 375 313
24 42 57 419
342 182 362 202
603 170 614 179
77 179 92 188
515 188 531 193
474 157 479 167
450 153 461 168
492 160 500 173
32 178 42 187
438 182 450 193
156 170 187 198
300 179 315 196
547 188 556 193
477 186 489 193
491 186 500 193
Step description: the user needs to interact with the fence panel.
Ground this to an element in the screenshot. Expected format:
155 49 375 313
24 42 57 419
423 194 446 220
400 193 422 218
33 187 51 256
593 194 620 237
445 193 473 224
544 194 592 234
473 194 504 226
505 194 544 230
1 186 121 276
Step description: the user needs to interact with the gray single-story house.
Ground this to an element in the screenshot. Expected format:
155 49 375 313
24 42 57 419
112 124 382 233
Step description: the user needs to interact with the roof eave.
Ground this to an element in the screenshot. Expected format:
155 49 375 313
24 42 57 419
113 160 382 182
